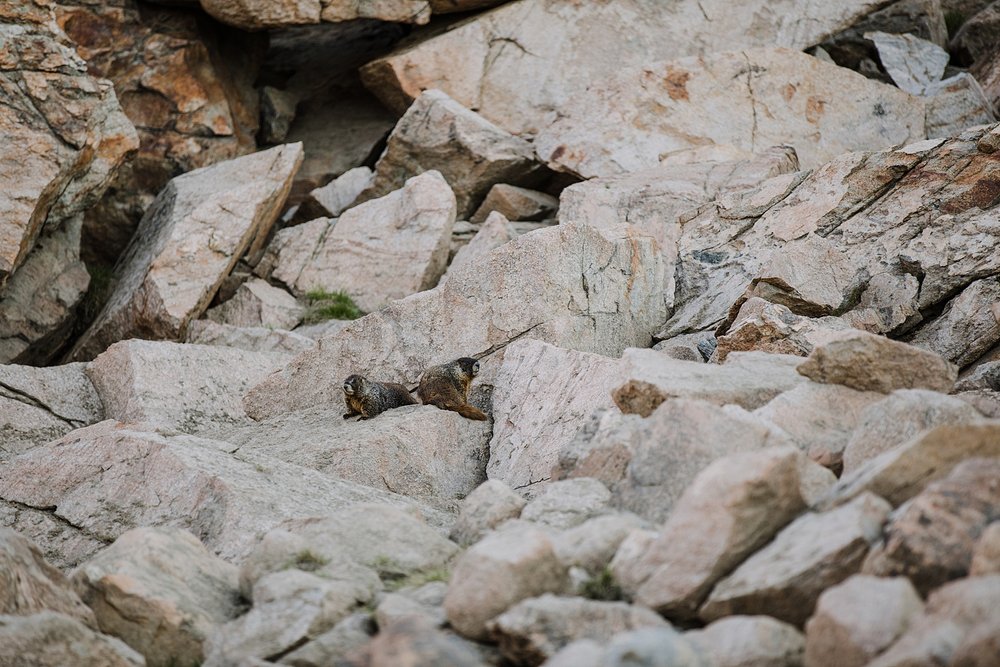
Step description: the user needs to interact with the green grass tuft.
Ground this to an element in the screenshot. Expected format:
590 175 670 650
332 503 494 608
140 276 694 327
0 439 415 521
944 10 965 38
301 289 364 323
579 567 625 601
381 566 450 592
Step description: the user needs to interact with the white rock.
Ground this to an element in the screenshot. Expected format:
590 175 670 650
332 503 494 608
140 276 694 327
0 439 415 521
185 320 317 356
924 73 998 139
687 616 805 667
300 166 374 219
470 184 557 224
520 479 612 530
865 31 949 95
205 279 304 330
449 480 526 547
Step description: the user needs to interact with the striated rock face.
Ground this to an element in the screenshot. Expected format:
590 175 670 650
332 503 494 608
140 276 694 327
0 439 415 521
244 222 665 421
270 171 457 312
356 91 543 218
55 0 264 266
69 144 303 362
535 48 925 177
362 0 893 134
71 527 241 667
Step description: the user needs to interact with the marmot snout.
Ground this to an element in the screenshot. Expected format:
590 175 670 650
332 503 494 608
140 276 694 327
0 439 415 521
417 357 488 421
343 374 417 420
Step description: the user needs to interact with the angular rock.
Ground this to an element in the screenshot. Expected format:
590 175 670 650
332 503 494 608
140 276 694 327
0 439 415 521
701 492 892 626
955 388 1000 418
206 279 304 330
613 350 805 417
297 167 374 221
269 171 456 312
797 331 958 394
866 576 1000 667
826 421 1000 508
357 90 541 218
686 616 805 667
442 211 518 283
260 86 296 145
444 524 568 641
753 382 882 472
0 216 91 364
562 400 799 524
488 595 668 666
278 613 373 667
553 513 650 575
520 479 611 530
245 222 665 421
661 126 1000 339
86 340 289 433
203 569 371 666
186 320 317 356
619 447 831 620
0 362 103 461
198 0 430 30
0 529 95 626
865 31 949 95
908 276 1000 368
0 420 445 565
374 581 447 630
535 48 924 177
841 389 983 475
924 73 997 139
208 405 490 507
362 0 895 137
971 521 1000 575
0 501 108 572
69 144 303 361
0 1 137 283
955 360 1000 392
803 575 923 667
72 527 241 667
239 504 457 593
470 184 557 224
0 611 144 667
861 458 1000 594
449 480 526 547
361 615 487 667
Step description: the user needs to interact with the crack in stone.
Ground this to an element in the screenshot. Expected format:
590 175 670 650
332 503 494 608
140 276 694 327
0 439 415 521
0 380 83 428
3 499 112 546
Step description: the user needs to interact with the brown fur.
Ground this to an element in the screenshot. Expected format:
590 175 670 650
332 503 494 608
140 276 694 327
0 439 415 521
343 374 417 420
417 357 488 421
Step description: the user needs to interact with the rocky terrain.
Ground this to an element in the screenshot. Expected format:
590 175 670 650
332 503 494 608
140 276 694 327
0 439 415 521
2 0 1000 665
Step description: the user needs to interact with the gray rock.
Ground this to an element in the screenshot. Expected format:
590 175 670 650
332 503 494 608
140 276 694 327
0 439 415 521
971 521 1000 576
521 480 612 531
375 581 448 629
361 615 488 667
955 360 1000 392
205 279 304 331
686 616 805 667
553 513 650 575
924 73 998 139
444 524 568 641
602 626 712 667
700 493 893 626
0 529 95 626
186 320 317 356
449 480 526 547
470 185 557 224
260 86 297 145
488 595 668 666
908 276 1000 368
278 613 373 667
297 166 374 221
0 362 103 461
864 31 949 95
0 611 145 667
72 527 241 667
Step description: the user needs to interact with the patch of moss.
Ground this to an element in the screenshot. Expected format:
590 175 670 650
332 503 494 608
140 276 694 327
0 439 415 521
382 566 450 592
301 289 364 324
945 10 966 38
286 549 329 572
579 567 624 602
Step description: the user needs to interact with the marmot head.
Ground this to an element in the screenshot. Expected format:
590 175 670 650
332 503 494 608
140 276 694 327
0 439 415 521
343 374 367 396
453 357 480 380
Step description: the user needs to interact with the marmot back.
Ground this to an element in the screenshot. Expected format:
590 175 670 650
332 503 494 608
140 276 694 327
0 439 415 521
343 374 417 420
417 357 488 421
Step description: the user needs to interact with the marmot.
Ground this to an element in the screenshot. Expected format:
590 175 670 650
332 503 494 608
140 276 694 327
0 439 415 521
417 357 488 421
342 374 417 420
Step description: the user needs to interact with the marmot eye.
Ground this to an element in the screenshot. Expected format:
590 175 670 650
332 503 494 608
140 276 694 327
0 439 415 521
472 361 480 374
343 383 353 394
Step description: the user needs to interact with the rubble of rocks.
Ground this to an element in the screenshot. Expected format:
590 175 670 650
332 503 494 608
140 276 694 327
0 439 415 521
2 0 1000 665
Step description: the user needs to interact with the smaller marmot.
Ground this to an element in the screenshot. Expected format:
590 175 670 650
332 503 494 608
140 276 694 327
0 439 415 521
342 374 417 420
417 357 488 421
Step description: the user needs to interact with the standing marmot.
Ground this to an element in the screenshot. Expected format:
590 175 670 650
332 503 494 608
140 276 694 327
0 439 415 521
342 374 417 420
417 357 488 421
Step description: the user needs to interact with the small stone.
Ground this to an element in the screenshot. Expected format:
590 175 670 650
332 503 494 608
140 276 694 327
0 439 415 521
205 279 304 330
687 615 805 667
520 479 611 530
470 184 557 224
449 480 526 547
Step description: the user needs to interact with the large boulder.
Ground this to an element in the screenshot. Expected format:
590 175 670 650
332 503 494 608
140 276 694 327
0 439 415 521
244 222 665 421
208 405 490 507
0 420 446 565
71 527 241 667
444 524 568 641
660 125 1000 340
355 91 542 218
55 0 263 266
0 611 144 667
700 492 892 626
85 340 290 433
0 362 103 461
535 48 924 177
69 144 303 361
361 0 897 135
0 529 95 626
268 171 457 312
861 458 1000 595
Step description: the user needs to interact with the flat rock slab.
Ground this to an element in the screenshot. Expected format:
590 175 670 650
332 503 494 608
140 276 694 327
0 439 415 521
0 362 103 461
0 420 447 565
535 47 925 176
244 222 665 421
185 320 317 356
207 404 491 508
86 340 291 433
69 144 303 361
